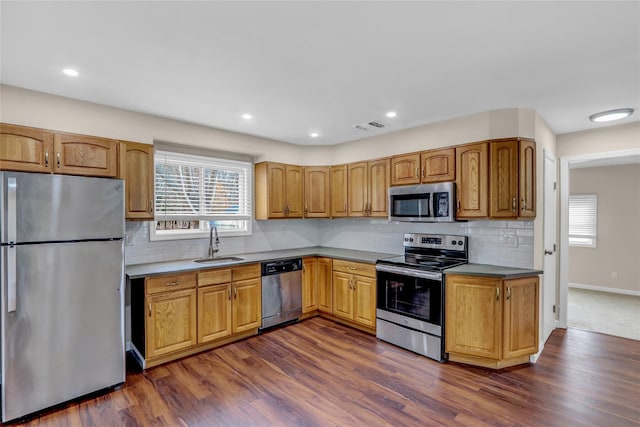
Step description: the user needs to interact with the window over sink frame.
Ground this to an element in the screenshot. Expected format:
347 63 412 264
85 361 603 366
150 150 253 241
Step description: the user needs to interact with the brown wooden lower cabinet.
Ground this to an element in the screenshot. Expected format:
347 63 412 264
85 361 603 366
445 274 539 369
132 264 261 368
317 258 333 313
302 257 318 313
331 260 376 329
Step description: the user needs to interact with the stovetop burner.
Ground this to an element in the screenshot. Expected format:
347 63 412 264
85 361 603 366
377 233 468 272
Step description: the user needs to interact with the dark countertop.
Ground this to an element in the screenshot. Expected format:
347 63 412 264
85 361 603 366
445 263 543 278
126 246 398 279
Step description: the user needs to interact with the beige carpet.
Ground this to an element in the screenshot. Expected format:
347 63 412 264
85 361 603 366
568 288 640 340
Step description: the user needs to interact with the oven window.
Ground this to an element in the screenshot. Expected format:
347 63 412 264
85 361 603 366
379 274 441 324
392 194 430 217
432 192 449 218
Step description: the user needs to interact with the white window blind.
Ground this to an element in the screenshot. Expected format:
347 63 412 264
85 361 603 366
152 150 252 239
568 194 597 247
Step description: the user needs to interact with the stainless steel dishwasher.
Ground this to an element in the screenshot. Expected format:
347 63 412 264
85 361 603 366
261 258 302 330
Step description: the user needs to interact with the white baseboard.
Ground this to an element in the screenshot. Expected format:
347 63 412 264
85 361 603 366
569 283 640 297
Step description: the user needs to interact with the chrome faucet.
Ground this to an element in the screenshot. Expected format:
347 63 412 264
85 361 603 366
207 226 220 258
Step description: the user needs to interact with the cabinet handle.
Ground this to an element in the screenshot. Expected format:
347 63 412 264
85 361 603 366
166 281 179 287
521 198 526 211
506 287 511 300
304 205 308 215
348 266 356 270
228 287 231 300
422 167 425 178
149 200 154 213
45 151 49 167
234 287 237 299
415 167 419 178
56 152 61 168
512 197 516 212
457 199 461 212
496 287 500 301
148 303 151 317
343 204 346 213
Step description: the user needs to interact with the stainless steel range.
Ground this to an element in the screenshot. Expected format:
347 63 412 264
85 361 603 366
376 233 468 362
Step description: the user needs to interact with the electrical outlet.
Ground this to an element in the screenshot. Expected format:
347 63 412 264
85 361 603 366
502 231 517 247
611 271 618 279
125 233 134 246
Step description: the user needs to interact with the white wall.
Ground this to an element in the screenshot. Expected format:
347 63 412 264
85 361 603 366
557 122 640 158
569 164 640 293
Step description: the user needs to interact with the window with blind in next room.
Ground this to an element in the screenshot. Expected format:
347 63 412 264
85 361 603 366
568 194 597 248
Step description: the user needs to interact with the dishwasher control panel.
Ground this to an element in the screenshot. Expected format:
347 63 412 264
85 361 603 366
261 258 302 276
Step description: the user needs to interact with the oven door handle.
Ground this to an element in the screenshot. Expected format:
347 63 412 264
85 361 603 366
376 264 442 281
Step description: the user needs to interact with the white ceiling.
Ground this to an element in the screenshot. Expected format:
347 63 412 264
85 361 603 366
1 1 638 146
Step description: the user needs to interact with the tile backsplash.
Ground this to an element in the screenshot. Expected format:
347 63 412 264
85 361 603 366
125 218 534 268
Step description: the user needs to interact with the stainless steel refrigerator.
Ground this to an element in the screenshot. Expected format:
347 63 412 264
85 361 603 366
0 172 126 422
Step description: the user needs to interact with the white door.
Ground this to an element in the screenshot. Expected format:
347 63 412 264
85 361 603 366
542 150 557 343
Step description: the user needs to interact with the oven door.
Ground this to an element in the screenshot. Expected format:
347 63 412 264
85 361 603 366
376 264 442 328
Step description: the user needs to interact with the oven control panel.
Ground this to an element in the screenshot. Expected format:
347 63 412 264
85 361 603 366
403 233 466 251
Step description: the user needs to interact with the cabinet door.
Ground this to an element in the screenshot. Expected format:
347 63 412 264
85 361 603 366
330 165 348 218
53 133 118 177
503 277 539 359
198 284 232 343
285 164 304 218
490 140 519 218
421 147 455 183
368 158 390 217
232 278 261 333
332 272 354 321
0 123 54 173
390 153 420 186
456 142 489 218
304 167 330 218
146 289 197 358
302 257 318 313
347 162 368 217
317 258 333 313
445 275 501 359
353 275 376 328
519 139 536 218
119 141 154 220
266 162 287 218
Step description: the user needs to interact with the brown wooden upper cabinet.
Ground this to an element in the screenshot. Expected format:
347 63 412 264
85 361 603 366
54 132 118 177
255 162 303 219
303 166 330 218
391 147 455 186
330 164 348 218
489 138 536 219
348 158 390 217
119 141 155 220
456 142 489 218
0 123 54 173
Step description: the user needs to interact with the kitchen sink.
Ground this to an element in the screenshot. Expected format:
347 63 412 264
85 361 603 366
193 256 245 264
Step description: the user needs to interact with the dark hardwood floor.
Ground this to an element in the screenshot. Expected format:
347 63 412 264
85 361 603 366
10 317 640 426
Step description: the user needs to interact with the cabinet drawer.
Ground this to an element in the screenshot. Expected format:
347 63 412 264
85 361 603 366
332 259 376 278
232 263 261 282
198 268 231 287
146 272 197 295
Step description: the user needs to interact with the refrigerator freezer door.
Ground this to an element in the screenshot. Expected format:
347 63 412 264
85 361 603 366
1 240 125 422
0 172 124 244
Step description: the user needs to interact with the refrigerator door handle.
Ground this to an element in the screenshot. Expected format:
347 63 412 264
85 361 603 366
7 177 17 312
7 247 16 313
8 177 17 244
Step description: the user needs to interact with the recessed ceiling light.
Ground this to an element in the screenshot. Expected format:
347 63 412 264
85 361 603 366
309 132 319 138
241 113 253 120
589 108 634 123
386 111 397 118
62 68 79 77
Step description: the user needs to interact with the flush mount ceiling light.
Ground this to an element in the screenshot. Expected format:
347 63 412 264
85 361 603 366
589 108 634 123
62 68 79 77
241 113 253 120
309 132 319 138
386 111 397 118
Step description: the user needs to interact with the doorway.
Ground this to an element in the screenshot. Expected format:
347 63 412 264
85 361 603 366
559 150 640 340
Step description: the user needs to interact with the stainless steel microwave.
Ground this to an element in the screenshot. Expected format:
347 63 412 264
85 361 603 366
388 182 456 222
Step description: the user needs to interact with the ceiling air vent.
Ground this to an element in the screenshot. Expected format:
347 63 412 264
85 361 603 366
354 121 387 131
